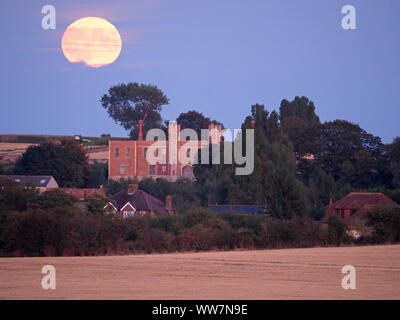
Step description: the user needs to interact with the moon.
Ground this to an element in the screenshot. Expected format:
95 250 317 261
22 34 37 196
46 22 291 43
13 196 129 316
61 17 122 68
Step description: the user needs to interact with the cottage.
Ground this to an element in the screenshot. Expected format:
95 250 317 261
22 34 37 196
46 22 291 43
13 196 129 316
0 175 58 193
105 184 173 218
324 192 399 223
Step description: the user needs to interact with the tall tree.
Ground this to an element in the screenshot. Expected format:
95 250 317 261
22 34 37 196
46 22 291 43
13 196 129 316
13 140 91 187
387 137 400 188
279 96 322 156
176 110 222 137
308 168 336 220
319 120 384 188
101 82 169 139
236 104 306 218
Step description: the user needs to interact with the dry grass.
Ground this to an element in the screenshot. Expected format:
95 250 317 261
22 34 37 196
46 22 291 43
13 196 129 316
0 245 399 300
0 143 108 160
0 143 37 156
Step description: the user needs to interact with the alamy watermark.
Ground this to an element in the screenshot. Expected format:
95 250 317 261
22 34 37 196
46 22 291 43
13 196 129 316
41 265 56 290
341 265 356 290
41 5 56 30
145 126 254 176
341 5 356 30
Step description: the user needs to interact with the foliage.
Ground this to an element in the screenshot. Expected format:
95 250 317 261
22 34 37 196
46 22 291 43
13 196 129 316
365 206 400 243
319 120 385 188
85 162 108 188
327 213 347 246
101 82 169 139
176 110 223 137
387 137 400 188
308 169 336 220
12 139 91 187
104 177 139 195
0 177 38 213
27 189 77 210
279 96 321 156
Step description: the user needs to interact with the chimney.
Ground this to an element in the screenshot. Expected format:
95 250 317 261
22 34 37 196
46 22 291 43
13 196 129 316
329 198 333 206
128 184 138 195
165 194 173 214
138 120 143 141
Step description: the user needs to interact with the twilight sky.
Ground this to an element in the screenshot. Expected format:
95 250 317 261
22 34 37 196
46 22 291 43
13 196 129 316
0 0 399 143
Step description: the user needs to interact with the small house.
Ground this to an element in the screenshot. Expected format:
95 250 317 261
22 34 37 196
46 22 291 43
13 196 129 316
325 192 399 223
0 175 58 193
105 184 173 218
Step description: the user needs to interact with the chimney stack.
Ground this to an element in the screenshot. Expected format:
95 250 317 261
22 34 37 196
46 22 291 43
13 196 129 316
128 184 138 195
138 120 143 141
165 195 173 214
329 198 333 206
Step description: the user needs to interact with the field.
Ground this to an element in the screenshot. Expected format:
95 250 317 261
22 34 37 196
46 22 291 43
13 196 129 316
0 142 108 164
0 143 37 156
0 245 399 300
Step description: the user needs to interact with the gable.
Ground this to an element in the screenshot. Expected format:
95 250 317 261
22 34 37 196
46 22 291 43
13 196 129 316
120 202 136 212
104 202 117 212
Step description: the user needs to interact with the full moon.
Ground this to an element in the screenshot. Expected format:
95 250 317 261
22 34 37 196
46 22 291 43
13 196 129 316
61 17 122 68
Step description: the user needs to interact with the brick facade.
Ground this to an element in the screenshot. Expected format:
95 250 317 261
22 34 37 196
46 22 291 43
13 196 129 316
109 121 222 181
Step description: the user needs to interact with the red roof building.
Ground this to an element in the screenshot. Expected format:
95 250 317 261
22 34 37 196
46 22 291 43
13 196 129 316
105 184 174 218
325 192 399 223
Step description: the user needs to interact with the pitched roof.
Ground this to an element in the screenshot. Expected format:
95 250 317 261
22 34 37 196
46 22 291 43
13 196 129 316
0 175 58 188
110 189 169 216
332 192 398 209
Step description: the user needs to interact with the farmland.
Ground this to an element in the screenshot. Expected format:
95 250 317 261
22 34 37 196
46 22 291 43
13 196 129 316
0 245 399 300
0 142 108 164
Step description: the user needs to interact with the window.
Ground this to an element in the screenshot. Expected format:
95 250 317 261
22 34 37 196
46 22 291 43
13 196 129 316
155 148 159 157
126 147 131 158
119 163 128 175
149 165 156 175
186 148 191 157
162 165 166 173
115 147 120 158
144 148 148 159
123 211 135 219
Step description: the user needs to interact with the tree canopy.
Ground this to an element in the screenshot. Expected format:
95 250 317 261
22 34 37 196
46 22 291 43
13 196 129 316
101 82 169 139
12 140 90 187
176 110 223 137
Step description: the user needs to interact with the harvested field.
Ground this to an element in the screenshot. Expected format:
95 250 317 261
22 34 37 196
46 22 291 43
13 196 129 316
0 143 108 162
0 143 37 156
0 245 399 300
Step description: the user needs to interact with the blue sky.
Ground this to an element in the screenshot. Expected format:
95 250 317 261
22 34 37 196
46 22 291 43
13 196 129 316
0 0 399 142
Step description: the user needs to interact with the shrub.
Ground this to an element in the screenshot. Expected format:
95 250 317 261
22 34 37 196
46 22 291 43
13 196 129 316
366 206 400 243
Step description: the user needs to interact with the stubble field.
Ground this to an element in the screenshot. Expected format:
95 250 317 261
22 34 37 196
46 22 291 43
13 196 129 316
0 244 399 300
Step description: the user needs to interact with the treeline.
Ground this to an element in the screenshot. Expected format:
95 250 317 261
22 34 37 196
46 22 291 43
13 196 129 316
3 96 400 220
0 178 399 257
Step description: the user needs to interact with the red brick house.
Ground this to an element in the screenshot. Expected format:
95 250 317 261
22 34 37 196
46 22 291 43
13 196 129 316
325 192 399 223
108 120 222 182
105 184 173 218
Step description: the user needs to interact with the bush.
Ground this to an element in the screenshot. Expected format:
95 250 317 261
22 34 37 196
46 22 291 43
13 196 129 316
366 206 400 243
327 213 347 246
